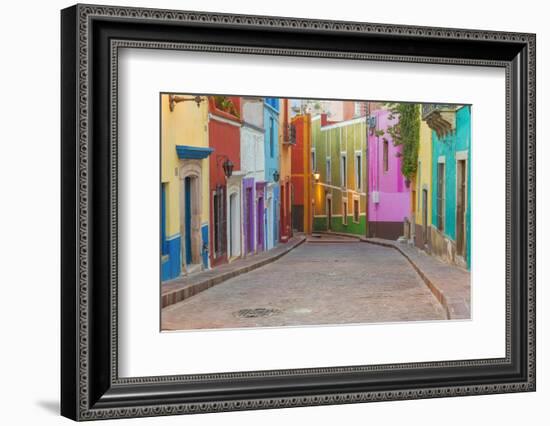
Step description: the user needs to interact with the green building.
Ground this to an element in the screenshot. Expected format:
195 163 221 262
312 114 368 236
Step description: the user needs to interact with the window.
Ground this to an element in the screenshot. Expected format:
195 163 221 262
326 158 331 184
417 161 421 211
355 153 362 190
311 149 316 172
343 200 348 225
161 183 168 255
269 117 274 158
354 102 363 117
353 198 360 223
383 140 389 172
437 162 445 231
340 154 347 188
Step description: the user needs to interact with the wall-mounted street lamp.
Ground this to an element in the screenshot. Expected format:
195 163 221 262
313 172 321 182
217 155 234 179
272 170 280 182
169 94 205 112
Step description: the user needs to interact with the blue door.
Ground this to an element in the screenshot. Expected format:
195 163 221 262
184 177 192 265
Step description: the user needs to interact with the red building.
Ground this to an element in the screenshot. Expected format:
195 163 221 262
208 96 242 267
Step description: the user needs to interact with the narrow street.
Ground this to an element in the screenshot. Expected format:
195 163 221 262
162 237 447 330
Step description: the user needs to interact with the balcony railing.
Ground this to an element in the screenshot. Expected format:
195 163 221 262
282 123 296 145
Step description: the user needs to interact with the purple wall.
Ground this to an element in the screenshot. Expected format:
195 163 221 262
243 178 255 254
255 182 266 251
368 108 411 223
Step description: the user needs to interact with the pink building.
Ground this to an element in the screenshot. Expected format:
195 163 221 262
367 107 411 240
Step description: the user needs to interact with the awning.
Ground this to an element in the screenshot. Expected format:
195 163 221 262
176 145 214 160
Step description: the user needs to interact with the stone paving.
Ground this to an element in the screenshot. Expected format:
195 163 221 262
364 238 471 319
161 235 306 308
161 237 448 331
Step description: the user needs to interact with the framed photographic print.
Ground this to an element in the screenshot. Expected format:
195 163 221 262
61 3 536 421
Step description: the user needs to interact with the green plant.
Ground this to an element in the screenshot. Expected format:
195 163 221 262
213 96 240 118
384 103 420 180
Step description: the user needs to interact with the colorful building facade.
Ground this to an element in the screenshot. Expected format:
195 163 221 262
427 105 471 269
367 106 411 240
410 117 433 249
264 98 280 250
312 111 368 236
161 97 471 282
278 98 293 242
240 97 265 255
208 96 242 267
160 94 213 281
290 113 313 234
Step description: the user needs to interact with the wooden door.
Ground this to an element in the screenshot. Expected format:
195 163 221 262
184 177 192 265
422 189 428 246
327 198 332 230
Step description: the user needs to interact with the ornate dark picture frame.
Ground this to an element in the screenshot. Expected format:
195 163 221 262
61 3 536 421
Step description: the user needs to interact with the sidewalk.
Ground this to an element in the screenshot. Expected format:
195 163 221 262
161 235 306 308
362 238 471 320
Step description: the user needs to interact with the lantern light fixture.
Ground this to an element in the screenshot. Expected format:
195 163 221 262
169 94 205 112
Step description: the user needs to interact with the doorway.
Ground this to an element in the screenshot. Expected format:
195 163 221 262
229 191 241 258
257 196 264 251
266 196 273 250
422 189 428 247
181 172 202 272
184 177 193 265
456 159 467 257
326 197 332 231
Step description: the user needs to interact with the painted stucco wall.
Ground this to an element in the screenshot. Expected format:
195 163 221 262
278 99 292 183
413 119 433 226
278 99 293 241
290 113 312 233
160 94 210 280
241 98 264 129
208 98 242 266
264 99 280 247
264 101 280 183
312 114 367 236
431 105 471 268
240 126 265 182
240 100 265 254
367 108 411 223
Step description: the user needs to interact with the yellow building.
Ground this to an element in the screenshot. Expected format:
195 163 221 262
410 117 433 249
290 113 313 234
161 94 212 281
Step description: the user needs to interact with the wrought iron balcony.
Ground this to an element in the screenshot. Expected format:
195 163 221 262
282 123 296 145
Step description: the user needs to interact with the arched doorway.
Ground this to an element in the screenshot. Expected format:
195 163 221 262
228 189 242 259
180 162 204 273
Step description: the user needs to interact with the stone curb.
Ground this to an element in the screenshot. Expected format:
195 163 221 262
360 237 462 320
311 232 458 319
310 231 362 241
161 236 306 309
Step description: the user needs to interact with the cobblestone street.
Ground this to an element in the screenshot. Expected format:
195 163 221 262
162 238 448 330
